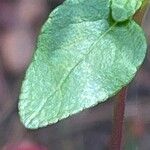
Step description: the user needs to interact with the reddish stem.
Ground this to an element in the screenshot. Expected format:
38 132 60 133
110 87 127 150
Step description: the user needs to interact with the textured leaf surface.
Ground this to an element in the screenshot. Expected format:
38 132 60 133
19 0 147 129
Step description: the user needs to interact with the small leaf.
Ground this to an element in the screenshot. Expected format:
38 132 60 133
111 0 145 21
19 0 147 129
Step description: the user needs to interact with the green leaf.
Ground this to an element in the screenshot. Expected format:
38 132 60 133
111 0 145 21
19 0 147 129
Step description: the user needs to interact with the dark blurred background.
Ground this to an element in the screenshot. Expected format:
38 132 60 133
0 1 149 150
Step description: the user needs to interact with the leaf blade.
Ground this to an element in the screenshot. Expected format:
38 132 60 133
19 0 147 129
